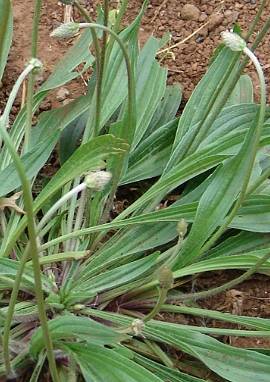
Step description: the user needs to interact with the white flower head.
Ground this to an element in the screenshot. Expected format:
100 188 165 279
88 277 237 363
221 31 246 52
85 171 112 191
50 22 80 39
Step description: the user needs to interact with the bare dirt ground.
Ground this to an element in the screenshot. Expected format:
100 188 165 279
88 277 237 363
1 0 270 354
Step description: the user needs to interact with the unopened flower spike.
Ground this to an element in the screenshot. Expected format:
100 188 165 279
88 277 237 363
131 319 145 336
221 31 246 52
85 171 112 191
50 22 80 39
158 265 174 290
177 218 188 239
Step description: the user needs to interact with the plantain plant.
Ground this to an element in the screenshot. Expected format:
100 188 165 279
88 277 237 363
1 0 270 381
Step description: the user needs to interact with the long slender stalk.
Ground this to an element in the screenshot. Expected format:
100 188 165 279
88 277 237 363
97 0 109 137
78 23 136 142
0 129 59 381
24 0 42 153
143 287 168 322
74 1 101 140
177 250 270 302
65 1 102 253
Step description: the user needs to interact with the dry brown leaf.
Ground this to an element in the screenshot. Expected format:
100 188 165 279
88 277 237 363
0 192 25 215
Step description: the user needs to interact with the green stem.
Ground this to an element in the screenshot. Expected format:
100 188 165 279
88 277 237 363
78 23 136 142
24 74 34 152
98 0 109 136
144 287 168 322
177 250 270 302
0 127 59 381
201 46 266 255
24 0 42 153
74 0 101 63
74 0 101 141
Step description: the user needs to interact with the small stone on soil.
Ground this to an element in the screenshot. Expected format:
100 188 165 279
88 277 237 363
181 4 201 21
56 87 70 101
208 13 224 31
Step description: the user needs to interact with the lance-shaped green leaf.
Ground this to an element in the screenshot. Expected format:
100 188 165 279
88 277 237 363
30 315 126 358
175 112 266 267
68 251 159 304
66 343 163 382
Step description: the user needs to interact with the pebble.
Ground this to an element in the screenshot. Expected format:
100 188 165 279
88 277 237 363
208 13 224 31
56 87 70 101
181 4 201 21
